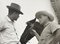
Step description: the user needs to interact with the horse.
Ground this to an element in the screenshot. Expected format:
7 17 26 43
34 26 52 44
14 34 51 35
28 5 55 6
20 18 44 44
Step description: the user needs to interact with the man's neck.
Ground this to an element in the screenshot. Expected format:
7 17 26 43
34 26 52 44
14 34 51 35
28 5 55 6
44 20 50 27
8 15 14 22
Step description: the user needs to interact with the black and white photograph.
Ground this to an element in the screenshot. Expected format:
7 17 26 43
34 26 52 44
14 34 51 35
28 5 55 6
0 0 60 44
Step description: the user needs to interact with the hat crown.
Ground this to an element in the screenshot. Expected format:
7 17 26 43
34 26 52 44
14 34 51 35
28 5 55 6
11 3 20 10
7 3 23 14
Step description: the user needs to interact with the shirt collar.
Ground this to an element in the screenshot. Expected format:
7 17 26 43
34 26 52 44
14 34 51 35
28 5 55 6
44 21 51 27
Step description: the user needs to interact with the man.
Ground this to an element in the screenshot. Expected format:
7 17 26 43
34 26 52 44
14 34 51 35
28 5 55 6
33 11 60 44
0 3 23 44
50 0 60 24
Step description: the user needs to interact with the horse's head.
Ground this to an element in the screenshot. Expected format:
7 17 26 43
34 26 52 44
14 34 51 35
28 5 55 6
20 18 44 44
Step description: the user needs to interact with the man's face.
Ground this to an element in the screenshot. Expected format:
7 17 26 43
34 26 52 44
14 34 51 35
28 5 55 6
38 15 48 25
12 11 20 21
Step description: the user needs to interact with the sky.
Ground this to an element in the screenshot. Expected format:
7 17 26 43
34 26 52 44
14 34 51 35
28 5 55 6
0 0 58 44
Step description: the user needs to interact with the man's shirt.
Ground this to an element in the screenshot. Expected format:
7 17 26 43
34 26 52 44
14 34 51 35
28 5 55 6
38 22 60 44
0 16 19 44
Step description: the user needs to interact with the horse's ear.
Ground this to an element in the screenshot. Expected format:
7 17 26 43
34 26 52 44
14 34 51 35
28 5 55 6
26 18 36 25
33 18 36 22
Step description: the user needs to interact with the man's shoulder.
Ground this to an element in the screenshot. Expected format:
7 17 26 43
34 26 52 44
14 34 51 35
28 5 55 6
46 22 60 29
0 16 8 23
49 22 60 27
48 22 59 26
49 22 60 31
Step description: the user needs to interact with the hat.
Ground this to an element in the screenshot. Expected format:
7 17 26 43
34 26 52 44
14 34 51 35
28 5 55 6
35 11 54 21
7 3 23 15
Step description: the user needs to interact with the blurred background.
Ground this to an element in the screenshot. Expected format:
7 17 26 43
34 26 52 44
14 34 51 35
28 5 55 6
0 0 58 44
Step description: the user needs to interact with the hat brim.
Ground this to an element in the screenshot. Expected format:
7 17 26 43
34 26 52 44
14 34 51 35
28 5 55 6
35 11 54 21
7 6 23 15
